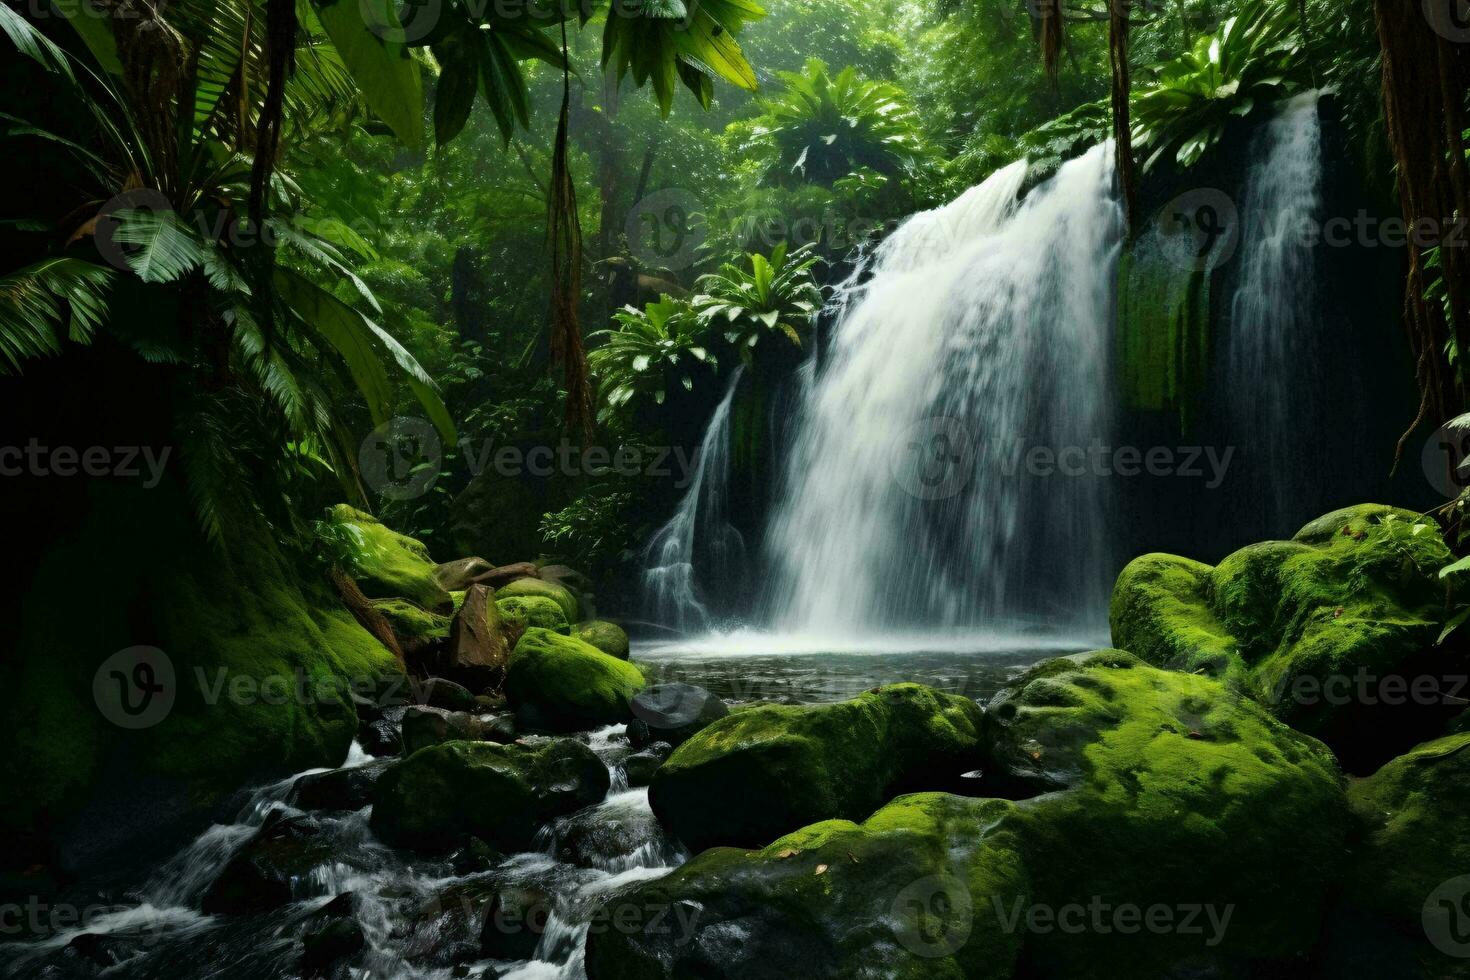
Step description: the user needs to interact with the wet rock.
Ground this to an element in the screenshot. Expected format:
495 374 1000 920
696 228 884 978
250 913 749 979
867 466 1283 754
506 628 646 733
371 739 610 851
402 880 551 966
302 917 364 976
443 586 509 691
359 717 402 757
554 793 676 869
621 742 672 787
649 683 983 851
288 760 393 812
66 932 139 969
202 811 336 915
420 677 478 713
447 838 505 876
401 706 484 756
627 684 728 748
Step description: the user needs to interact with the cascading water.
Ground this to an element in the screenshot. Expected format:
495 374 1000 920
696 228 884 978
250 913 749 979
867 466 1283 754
763 144 1124 640
640 367 746 632
1224 91 1332 537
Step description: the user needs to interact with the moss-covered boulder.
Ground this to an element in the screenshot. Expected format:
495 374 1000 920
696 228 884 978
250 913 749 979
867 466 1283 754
601 653 1350 979
1328 733 1470 975
1111 504 1460 769
371 598 451 656
370 738 608 851
2 485 402 874
496 595 570 636
574 620 630 659
586 793 1029 980
504 628 645 732
330 504 451 612
649 684 984 852
496 576 579 623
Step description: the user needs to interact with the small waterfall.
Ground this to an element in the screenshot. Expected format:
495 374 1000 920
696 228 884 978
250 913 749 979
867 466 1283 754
640 367 746 631
1225 91 1327 536
763 145 1123 639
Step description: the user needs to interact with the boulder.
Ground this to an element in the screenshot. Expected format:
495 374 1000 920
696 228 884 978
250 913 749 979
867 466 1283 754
497 595 570 636
370 738 609 851
443 585 509 689
289 760 393 812
1111 504 1463 770
594 653 1351 978
497 577 580 623
505 629 646 733
649 683 983 852
627 684 728 748
359 717 402 757
418 676 478 713
402 879 552 966
328 505 451 612
1328 732 1470 975
302 917 364 976
620 742 672 788
470 561 541 589
202 811 337 915
369 599 450 661
401 705 497 756
574 620 631 660
431 557 495 592
553 791 679 870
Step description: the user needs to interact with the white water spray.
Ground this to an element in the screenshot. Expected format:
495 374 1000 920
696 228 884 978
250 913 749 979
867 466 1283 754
763 145 1123 639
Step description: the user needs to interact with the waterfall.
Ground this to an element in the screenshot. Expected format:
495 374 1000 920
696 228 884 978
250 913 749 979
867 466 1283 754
1225 91 1327 537
763 144 1123 639
640 367 746 631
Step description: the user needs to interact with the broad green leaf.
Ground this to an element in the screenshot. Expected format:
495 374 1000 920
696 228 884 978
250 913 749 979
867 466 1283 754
312 0 424 149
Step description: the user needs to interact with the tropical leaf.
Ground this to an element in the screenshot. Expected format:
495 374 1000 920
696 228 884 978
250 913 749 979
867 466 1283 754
0 258 114 373
312 0 424 149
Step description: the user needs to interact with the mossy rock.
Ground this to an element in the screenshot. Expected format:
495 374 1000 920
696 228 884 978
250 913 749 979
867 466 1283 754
604 654 1349 978
649 683 984 852
3 485 402 874
585 793 1029 980
370 738 608 852
505 628 645 733
984 650 1348 976
495 595 570 636
496 577 579 623
573 620 630 659
371 599 450 647
1327 733 1470 975
1111 504 1461 770
330 504 450 612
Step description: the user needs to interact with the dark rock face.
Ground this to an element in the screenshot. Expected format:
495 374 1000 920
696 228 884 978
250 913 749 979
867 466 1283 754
359 717 403 757
371 739 610 852
628 684 729 748
202 812 337 915
420 676 479 712
288 761 393 812
302 917 365 976
400 880 552 967
620 742 672 788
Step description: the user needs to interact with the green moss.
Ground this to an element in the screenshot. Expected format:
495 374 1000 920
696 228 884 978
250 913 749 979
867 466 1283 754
371 599 451 645
1111 504 1457 767
505 628 645 732
649 683 984 852
586 792 1027 980
985 653 1348 976
2 486 402 868
370 738 608 851
449 590 467 613
495 577 579 622
573 620 630 659
329 504 450 611
495 595 570 635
